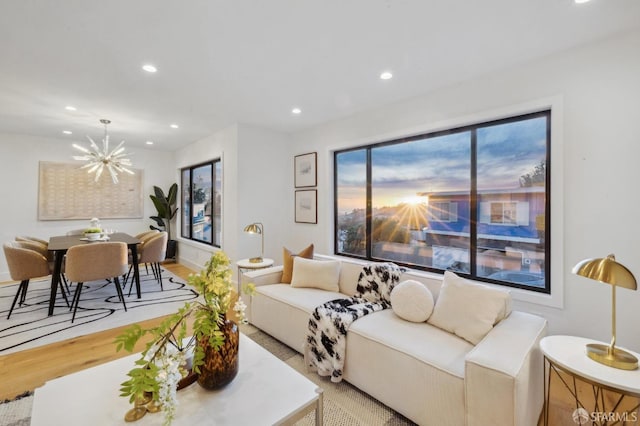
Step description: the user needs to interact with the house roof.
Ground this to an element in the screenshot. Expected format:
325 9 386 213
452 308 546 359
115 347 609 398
419 186 545 197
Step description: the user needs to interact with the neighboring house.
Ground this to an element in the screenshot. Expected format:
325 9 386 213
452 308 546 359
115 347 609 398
419 186 545 249
418 186 546 286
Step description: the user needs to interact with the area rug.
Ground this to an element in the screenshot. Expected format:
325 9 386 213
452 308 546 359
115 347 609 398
0 326 417 426
0 268 199 355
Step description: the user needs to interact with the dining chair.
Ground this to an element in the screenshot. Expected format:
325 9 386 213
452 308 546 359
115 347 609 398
126 231 168 294
3 242 53 319
16 236 71 295
135 230 159 240
121 230 159 279
65 242 128 323
13 238 49 259
15 235 49 246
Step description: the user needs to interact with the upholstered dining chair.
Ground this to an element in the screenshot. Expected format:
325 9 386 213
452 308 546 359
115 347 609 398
131 230 159 275
3 242 52 319
135 229 159 240
65 242 128 323
13 238 49 259
14 235 48 246
16 236 71 295
126 231 168 294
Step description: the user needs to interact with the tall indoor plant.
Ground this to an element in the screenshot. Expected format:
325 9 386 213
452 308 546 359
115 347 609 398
150 183 179 259
115 251 255 425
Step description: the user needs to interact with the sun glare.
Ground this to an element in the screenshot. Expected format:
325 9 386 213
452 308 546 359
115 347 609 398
401 196 426 206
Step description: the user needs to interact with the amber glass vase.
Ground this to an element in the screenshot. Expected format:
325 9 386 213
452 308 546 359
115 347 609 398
196 318 239 390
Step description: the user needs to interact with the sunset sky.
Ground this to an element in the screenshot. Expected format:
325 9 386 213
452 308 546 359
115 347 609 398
336 116 547 214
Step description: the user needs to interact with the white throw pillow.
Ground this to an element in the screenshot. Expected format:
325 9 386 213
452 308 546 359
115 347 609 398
427 271 512 345
290 257 341 292
390 280 434 323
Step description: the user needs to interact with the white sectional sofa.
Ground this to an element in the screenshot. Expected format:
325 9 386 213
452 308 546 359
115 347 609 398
241 255 547 426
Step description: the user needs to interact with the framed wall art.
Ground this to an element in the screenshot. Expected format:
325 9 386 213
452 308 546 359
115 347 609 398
294 152 317 188
295 189 317 224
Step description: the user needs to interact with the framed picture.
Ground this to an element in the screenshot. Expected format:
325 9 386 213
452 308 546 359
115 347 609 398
295 189 317 224
294 152 317 188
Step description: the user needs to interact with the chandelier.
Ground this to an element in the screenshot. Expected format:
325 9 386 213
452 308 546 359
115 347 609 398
72 119 134 184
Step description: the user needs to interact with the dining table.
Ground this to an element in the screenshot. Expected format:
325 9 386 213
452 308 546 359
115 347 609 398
47 232 141 316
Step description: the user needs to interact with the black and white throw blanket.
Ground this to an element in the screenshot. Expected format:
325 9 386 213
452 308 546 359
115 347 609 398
304 262 402 382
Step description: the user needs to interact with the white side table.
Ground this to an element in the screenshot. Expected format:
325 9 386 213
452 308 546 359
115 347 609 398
540 335 640 425
236 258 274 291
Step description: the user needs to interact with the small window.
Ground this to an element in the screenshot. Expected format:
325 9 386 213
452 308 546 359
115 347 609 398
181 159 222 246
480 201 529 226
430 202 458 222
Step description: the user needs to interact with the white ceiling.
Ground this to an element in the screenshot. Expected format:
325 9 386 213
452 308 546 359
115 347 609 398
1 0 639 151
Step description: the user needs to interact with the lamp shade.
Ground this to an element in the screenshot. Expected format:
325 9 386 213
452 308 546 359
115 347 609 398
572 254 637 290
243 223 262 234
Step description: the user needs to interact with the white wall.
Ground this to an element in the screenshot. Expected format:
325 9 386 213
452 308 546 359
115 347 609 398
174 124 238 270
287 29 640 352
173 124 290 278
0 133 175 280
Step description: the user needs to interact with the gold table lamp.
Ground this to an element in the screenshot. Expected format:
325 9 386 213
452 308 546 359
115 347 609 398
572 254 638 370
243 222 264 263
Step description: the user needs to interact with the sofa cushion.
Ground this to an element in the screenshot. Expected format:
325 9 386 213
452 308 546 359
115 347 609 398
291 257 340 291
348 309 473 379
252 284 346 353
282 244 314 284
427 271 512 345
255 284 346 313
390 280 434 322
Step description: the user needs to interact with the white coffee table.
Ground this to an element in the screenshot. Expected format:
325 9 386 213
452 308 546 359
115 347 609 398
31 334 323 425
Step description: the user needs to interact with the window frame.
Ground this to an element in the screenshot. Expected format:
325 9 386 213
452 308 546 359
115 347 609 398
180 159 221 247
333 110 551 294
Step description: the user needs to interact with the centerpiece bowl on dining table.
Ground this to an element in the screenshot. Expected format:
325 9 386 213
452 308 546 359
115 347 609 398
84 228 103 241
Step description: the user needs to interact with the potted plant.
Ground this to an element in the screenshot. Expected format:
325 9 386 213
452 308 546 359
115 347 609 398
150 183 178 259
83 227 103 241
115 251 255 425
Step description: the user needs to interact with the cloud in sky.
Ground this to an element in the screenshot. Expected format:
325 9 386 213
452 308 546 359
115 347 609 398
336 115 547 212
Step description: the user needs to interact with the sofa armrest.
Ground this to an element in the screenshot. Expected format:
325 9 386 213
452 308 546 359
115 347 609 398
241 265 284 287
465 311 548 426
239 266 284 323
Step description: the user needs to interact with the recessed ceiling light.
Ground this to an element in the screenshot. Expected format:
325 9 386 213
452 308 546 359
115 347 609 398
574 0 591 3
292 107 302 115
146 141 154 145
170 124 179 129
380 71 393 80
63 130 72 135
142 64 157 73
65 105 77 111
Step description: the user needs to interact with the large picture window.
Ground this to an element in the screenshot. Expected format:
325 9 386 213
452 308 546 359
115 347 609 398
181 159 222 246
334 111 550 293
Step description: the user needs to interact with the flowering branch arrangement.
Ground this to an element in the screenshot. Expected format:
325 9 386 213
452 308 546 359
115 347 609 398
114 251 255 425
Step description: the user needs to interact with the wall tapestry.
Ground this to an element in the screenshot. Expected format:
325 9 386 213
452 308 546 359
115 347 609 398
38 161 143 220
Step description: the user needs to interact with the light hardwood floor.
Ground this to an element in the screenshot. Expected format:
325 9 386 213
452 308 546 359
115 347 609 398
1 262 636 425
0 262 195 401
